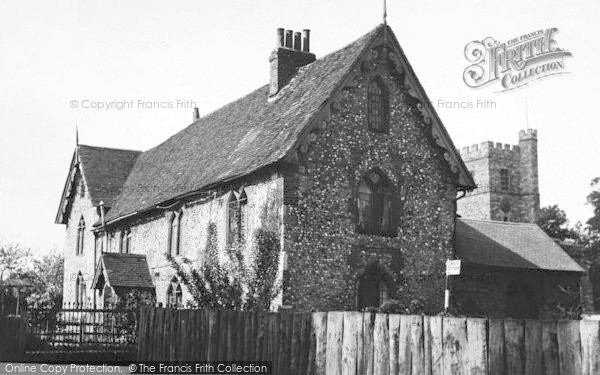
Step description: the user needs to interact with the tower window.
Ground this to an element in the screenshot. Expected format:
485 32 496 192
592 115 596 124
356 170 395 236
367 77 389 132
500 169 509 190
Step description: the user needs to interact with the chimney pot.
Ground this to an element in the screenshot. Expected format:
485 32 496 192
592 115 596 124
276 28 284 47
270 27 316 97
293 32 302 50
193 107 200 121
302 29 310 52
285 30 293 48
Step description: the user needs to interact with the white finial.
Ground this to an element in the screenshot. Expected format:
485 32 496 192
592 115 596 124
383 0 387 25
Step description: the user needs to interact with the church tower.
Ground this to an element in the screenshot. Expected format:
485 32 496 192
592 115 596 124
457 129 540 223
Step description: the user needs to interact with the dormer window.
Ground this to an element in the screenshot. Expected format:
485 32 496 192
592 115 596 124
367 77 389 132
76 216 85 255
356 170 395 236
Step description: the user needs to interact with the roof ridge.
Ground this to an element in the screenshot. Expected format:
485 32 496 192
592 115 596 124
78 144 141 153
459 218 538 227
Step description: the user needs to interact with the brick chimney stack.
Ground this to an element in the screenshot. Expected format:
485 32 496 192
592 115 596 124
269 28 316 96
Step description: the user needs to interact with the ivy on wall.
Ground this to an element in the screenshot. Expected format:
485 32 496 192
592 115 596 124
167 221 281 311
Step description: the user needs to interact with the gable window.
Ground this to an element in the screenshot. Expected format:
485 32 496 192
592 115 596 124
357 170 395 236
168 211 182 256
121 229 132 254
76 216 85 255
227 189 247 245
367 77 389 132
500 169 509 190
167 278 183 308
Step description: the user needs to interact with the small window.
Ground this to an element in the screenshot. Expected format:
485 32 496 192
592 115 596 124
500 169 509 190
356 170 395 236
367 77 389 132
76 217 85 255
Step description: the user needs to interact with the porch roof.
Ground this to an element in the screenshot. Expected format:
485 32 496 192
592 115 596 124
92 252 154 290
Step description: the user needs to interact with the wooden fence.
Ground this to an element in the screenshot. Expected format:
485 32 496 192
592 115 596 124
0 315 26 361
138 308 600 375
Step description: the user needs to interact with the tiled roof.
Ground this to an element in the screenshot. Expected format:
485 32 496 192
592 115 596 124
456 219 584 273
102 24 474 222
96 253 154 289
78 145 141 207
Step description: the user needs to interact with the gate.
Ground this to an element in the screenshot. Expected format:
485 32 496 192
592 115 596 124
24 304 137 362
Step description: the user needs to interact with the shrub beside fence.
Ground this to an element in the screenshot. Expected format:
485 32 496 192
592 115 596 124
138 308 600 375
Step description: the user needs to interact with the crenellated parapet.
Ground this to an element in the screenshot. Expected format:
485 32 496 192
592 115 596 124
459 141 520 161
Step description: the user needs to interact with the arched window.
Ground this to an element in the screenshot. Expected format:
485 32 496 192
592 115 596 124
76 216 85 255
367 77 389 132
227 190 247 245
75 272 86 306
166 278 183 308
357 264 393 309
357 170 395 236
168 211 182 256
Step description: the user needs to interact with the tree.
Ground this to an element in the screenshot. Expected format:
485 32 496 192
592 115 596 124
536 204 578 241
586 177 600 233
24 251 64 310
0 242 31 282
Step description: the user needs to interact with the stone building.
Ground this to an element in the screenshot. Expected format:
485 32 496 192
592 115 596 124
56 24 478 313
457 129 539 223
453 131 585 319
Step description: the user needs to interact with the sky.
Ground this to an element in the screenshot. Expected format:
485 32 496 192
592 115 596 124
0 0 598 256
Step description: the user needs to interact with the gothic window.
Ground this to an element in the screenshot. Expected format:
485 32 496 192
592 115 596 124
227 189 247 245
166 278 183 308
76 216 85 255
75 272 86 306
367 77 389 132
357 264 393 309
357 170 395 236
168 211 182 256
500 169 509 191
121 229 132 254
